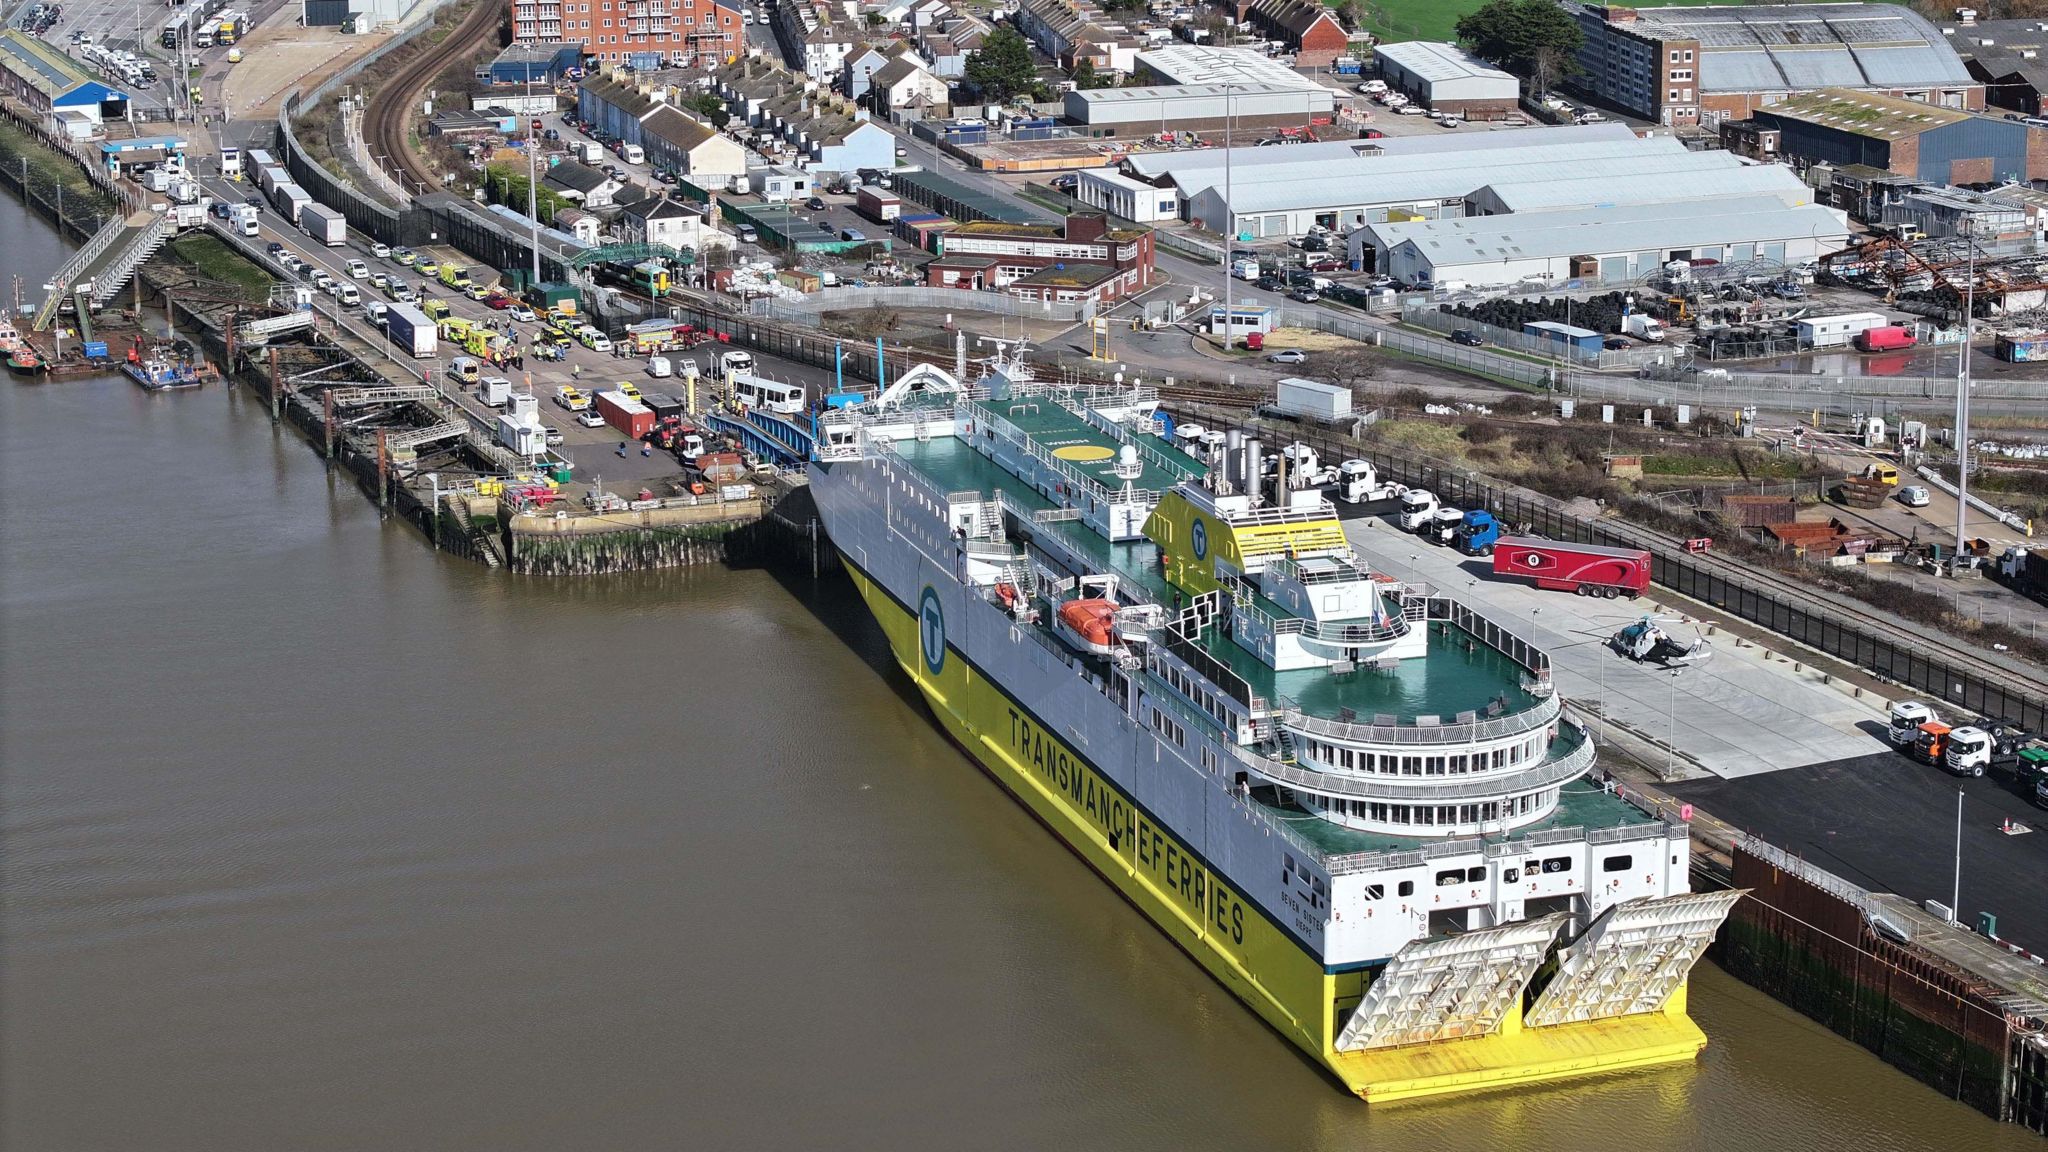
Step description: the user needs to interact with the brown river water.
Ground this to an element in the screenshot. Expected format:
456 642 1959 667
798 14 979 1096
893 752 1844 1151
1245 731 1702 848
1 195 2037 1151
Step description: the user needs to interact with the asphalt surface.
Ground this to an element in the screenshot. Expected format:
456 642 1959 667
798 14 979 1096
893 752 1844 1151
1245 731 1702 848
1667 749 2048 955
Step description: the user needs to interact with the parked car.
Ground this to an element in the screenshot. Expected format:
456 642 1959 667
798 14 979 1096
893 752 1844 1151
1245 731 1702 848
265 241 284 255
1266 349 1307 364
576 410 606 428
508 304 537 322
1450 329 1484 347
806 196 826 210
544 427 565 447
1288 288 1319 303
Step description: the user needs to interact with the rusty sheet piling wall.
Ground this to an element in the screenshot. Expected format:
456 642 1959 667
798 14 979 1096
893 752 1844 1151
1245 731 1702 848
1720 844 2045 1132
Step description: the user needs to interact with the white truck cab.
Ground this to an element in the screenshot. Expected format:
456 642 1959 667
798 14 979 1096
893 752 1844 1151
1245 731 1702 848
1889 701 1939 747
1944 727 1994 777
1397 488 1438 531
1428 506 1465 544
1337 459 1400 505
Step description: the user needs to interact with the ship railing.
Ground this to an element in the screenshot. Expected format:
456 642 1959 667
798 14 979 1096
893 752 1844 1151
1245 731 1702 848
1223 575 1412 647
1182 491 1338 529
1232 732 1595 803
871 439 969 516
1267 554 1375 587
1278 691 1563 747
1430 596 1552 680
1055 392 1201 483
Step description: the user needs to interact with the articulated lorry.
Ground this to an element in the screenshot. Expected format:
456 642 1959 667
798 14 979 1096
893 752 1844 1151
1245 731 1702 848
1492 537 1651 598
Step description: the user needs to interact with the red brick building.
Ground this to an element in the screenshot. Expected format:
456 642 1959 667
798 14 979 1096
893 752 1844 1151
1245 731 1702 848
512 0 743 69
926 214 1156 302
1237 0 1349 70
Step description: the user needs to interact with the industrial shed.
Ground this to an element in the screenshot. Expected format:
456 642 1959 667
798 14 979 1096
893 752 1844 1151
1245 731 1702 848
1063 82 1334 137
1075 168 1180 223
1356 197 1849 288
1373 41 1519 121
485 42 584 86
1745 88 2048 185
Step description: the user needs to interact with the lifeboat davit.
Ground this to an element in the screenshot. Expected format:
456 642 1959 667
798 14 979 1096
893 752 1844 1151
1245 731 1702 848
1056 598 1119 655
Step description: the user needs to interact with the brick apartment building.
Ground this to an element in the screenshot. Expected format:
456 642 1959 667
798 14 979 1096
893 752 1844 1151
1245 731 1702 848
1568 3 1980 129
926 214 1156 302
512 0 742 69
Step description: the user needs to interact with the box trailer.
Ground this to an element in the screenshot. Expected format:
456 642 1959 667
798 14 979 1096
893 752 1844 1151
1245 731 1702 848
1492 537 1651 598
273 183 313 226
302 202 346 246
856 187 901 222
596 389 654 439
1273 376 1351 421
258 165 288 198
385 302 436 358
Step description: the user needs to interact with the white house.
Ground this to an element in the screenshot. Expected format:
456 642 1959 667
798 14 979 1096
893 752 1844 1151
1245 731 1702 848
1076 168 1180 223
640 104 748 183
617 196 733 252
868 54 949 113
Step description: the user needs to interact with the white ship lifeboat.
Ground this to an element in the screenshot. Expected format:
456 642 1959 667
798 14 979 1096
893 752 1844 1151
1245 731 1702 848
1055 598 1120 656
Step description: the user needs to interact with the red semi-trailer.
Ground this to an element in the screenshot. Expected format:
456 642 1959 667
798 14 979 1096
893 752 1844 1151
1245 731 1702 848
1492 537 1651 598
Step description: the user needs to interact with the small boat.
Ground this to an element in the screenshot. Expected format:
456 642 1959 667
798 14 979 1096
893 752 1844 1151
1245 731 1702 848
1054 598 1120 656
0 320 24 355
6 344 42 375
123 354 205 391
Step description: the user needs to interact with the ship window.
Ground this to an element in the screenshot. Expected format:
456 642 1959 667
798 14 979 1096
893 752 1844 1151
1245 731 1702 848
1311 878 1327 897
1284 854 1296 876
1602 854 1633 873
1398 880 1415 897
1524 859 1539 873
1542 856 1571 874
1492 748 1507 769
1503 868 1520 883
1402 755 1421 775
1458 804 1477 823
1341 748 1355 770
1449 754 1467 774
1436 869 1463 887
1416 806 1435 826
1426 755 1445 775
1364 884 1384 900
1467 866 1485 882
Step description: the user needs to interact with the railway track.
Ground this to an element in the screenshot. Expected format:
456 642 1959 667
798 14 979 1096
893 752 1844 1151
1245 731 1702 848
363 0 502 198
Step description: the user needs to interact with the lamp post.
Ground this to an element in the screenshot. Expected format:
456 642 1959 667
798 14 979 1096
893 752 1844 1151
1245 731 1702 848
1954 216 1976 566
1218 82 1241 344
1667 668 1682 776
1951 787 1964 923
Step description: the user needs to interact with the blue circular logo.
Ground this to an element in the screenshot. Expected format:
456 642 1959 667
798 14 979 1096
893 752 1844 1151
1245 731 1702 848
919 586 946 676
1191 518 1209 562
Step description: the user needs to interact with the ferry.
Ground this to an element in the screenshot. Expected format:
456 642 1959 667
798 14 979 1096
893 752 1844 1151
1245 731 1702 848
806 353 1741 1103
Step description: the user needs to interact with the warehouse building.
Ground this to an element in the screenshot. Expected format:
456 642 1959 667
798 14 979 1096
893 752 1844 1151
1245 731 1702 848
483 41 583 86
1743 88 2048 185
1144 123 1815 239
1063 81 1334 137
1947 18 2048 119
0 30 127 136
1134 43 1328 89
1567 3 1979 130
1354 196 1849 288
926 213 1155 299
1373 41 1519 121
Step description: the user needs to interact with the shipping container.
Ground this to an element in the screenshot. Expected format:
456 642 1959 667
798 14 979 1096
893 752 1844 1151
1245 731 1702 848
301 202 346 246
1852 325 1916 352
1522 320 1604 354
596 390 655 438
385 302 436 358
644 393 684 421
856 187 902 222
1491 537 1650 597
273 183 312 226
1274 376 1350 420
1995 331 2048 362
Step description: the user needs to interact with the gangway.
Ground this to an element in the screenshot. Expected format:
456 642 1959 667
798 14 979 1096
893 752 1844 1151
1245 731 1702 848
704 408 811 468
238 311 318 346
384 421 467 454
330 384 438 406
85 212 171 308
32 213 132 330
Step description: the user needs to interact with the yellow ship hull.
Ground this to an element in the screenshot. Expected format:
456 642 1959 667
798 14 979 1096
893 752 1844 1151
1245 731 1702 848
846 561 1709 1102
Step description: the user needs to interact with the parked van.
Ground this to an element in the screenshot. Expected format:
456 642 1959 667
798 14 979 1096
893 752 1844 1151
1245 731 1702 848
621 143 645 165
575 325 613 352
450 356 483 384
366 301 390 326
647 355 673 378
336 283 361 307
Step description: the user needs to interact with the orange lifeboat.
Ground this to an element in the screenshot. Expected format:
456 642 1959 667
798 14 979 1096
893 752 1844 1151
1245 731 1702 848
995 581 1020 608
1056 598 1119 655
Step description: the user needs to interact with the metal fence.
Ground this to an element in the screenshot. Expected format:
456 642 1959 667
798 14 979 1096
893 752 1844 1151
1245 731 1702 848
1178 407 2048 736
748 285 1090 324
1400 305 1676 371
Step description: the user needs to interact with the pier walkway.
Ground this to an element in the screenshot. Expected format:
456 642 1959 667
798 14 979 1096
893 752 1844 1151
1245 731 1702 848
31 210 168 331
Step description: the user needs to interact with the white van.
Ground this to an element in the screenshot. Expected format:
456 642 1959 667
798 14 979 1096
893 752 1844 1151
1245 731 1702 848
366 301 390 325
337 283 361 307
646 355 673 378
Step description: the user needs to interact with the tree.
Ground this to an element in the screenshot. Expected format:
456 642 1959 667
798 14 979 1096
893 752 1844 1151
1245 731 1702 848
1071 59 1108 90
965 26 1038 101
1455 0 1583 80
683 92 729 129
1332 0 1365 31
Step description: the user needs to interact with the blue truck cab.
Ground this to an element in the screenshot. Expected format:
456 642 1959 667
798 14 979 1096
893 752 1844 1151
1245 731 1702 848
1456 509 1501 555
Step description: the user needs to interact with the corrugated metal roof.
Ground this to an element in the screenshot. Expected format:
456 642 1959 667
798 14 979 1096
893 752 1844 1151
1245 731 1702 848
1126 121 1639 186
1372 40 1516 85
1479 159 1811 212
1180 134 1690 212
1135 44 1325 89
0 29 92 98
1614 3 1973 91
1366 197 1848 266
1759 88 1971 139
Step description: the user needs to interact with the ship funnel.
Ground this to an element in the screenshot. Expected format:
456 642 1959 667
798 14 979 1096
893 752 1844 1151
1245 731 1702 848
1224 429 1245 491
1244 438 1263 503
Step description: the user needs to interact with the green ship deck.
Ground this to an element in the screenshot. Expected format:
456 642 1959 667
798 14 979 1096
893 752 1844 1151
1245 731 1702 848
978 393 1205 493
1196 621 1538 724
